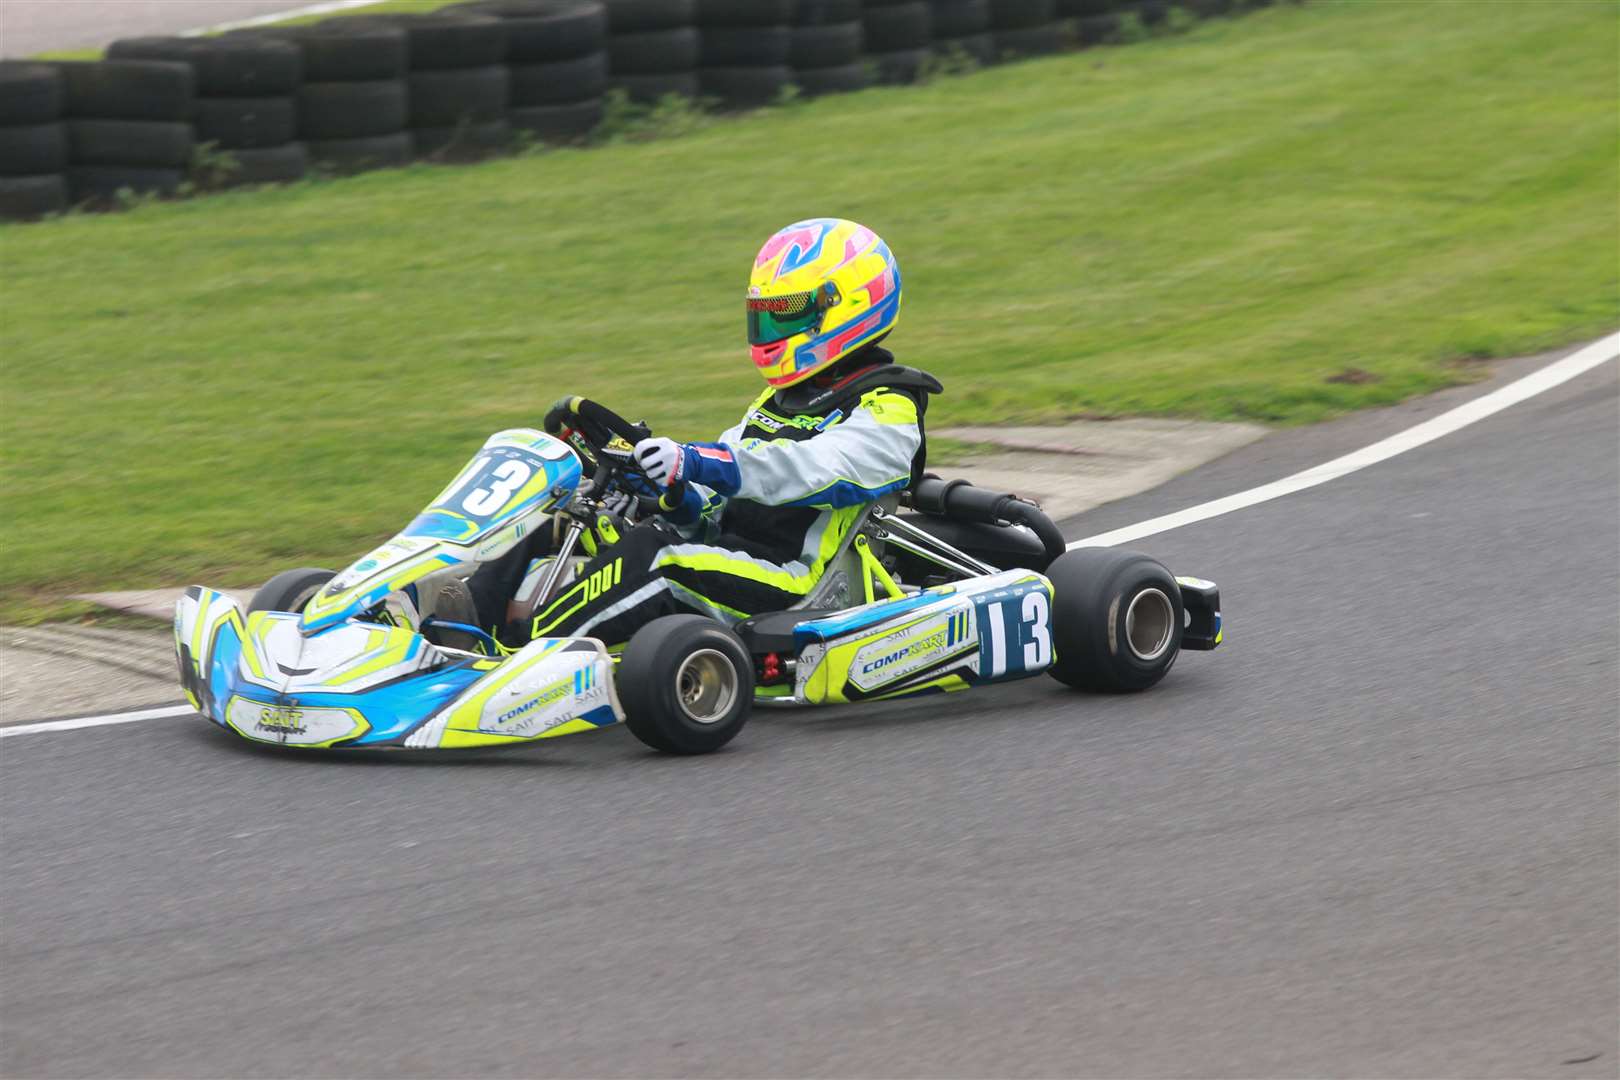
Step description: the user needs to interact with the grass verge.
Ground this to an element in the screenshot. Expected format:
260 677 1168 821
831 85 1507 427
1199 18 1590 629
2 0 1615 619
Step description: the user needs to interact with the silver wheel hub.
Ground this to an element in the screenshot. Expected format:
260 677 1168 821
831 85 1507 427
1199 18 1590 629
1125 588 1174 662
675 649 738 725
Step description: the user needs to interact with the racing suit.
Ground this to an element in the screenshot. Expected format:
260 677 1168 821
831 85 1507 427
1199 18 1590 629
473 348 940 649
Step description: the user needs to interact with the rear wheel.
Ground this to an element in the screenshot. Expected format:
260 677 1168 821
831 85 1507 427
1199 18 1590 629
247 567 336 614
619 615 754 754
1047 547 1182 692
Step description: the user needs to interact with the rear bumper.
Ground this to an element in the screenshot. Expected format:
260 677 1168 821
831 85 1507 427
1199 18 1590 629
1176 576 1222 651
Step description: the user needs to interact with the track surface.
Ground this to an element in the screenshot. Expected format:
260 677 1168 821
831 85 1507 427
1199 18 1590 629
0 1 337 58
2 354 1616 1078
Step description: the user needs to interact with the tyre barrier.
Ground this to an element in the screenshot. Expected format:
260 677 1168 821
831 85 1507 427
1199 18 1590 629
0 62 68 219
698 0 792 107
1 0 1254 220
604 0 699 103
930 0 996 65
107 35 307 188
54 59 194 205
989 0 1063 59
276 17 411 173
457 0 607 150
791 0 870 97
863 0 932 84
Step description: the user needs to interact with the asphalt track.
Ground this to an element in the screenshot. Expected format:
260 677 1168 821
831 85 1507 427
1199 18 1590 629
0 0 374 58
2 350 1617 1078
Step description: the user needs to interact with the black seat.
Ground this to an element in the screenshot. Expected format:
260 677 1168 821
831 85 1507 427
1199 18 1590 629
733 608 842 654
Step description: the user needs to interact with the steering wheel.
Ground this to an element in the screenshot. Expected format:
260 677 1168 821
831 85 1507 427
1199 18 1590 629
542 396 684 510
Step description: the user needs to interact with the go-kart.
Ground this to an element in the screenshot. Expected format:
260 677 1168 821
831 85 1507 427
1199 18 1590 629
175 398 1222 754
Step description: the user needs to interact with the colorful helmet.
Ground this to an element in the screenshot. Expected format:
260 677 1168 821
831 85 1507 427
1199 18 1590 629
746 218 902 388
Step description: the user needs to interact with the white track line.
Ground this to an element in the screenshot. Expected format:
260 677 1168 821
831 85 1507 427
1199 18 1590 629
3 334 1615 740
1070 333 1619 549
178 0 389 38
1 704 195 739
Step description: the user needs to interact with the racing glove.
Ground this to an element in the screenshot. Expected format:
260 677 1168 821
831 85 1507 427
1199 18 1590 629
633 437 741 496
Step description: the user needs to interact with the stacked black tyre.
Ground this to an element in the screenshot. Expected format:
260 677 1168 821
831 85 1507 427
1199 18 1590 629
276 18 412 172
697 0 793 108
376 13 513 159
107 36 305 188
459 0 608 146
55 59 194 205
989 0 1063 58
0 63 68 220
862 0 932 84
929 0 995 65
1057 0 1124 46
790 0 868 97
603 0 700 105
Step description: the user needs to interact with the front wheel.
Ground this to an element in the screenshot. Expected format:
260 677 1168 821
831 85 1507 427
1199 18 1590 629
247 567 336 615
1047 547 1183 692
619 615 754 754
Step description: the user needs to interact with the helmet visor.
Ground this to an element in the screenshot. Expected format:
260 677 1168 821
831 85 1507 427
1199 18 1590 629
747 291 822 345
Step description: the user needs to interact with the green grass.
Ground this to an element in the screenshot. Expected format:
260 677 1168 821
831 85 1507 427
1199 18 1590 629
2 0 1615 619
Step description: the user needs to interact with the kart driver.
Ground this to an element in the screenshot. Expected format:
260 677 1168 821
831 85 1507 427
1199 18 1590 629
465 218 941 650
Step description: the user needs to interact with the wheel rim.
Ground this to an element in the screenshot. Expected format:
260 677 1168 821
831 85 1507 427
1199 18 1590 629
675 649 738 725
1124 588 1174 662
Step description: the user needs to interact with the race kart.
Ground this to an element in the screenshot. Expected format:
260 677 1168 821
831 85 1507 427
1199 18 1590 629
175 398 1222 755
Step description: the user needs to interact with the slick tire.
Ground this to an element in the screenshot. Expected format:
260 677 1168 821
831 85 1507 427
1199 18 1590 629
192 96 297 149
988 0 1057 27
930 0 990 36
862 2 932 50
0 62 64 124
607 71 700 102
509 52 608 106
794 0 863 24
701 26 791 66
55 60 194 121
508 98 604 140
106 36 301 96
992 22 1065 57
0 173 67 219
788 21 863 68
0 123 68 175
407 66 510 127
620 615 754 755
608 27 701 74
305 131 414 171
457 0 609 61
244 21 408 80
248 568 338 615
296 80 408 139
602 0 695 33
67 165 184 203
699 64 791 106
66 119 193 168
791 61 870 95
1046 547 1183 693
696 0 793 26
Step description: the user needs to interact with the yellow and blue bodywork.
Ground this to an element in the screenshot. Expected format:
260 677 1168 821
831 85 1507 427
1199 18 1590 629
176 587 620 749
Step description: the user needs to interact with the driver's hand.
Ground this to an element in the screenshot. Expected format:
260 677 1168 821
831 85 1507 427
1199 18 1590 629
602 489 635 519
634 437 685 488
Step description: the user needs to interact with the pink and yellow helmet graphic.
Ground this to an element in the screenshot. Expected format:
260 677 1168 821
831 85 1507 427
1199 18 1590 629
746 218 902 388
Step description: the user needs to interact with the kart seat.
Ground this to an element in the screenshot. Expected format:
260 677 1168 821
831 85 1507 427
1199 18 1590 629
733 609 842 655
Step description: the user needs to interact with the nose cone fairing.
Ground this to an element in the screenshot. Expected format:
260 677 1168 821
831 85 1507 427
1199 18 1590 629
175 588 621 749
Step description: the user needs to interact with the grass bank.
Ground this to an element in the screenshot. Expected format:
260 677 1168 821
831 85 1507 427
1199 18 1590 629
2 0 1615 619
